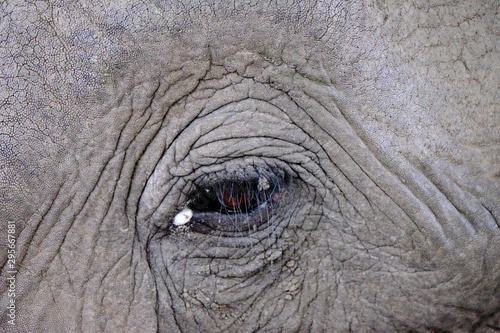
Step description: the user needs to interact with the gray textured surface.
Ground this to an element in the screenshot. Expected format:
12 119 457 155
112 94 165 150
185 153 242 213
1 1 499 332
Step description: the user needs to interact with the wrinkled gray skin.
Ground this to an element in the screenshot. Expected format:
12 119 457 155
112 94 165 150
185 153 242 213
1 0 500 332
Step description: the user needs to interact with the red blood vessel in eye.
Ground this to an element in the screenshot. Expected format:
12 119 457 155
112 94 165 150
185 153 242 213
221 184 248 208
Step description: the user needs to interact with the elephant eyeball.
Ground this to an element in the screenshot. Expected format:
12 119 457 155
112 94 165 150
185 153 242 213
180 174 287 233
187 176 280 215
215 180 277 213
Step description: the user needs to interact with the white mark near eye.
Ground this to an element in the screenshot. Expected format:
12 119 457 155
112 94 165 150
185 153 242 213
258 174 270 191
174 208 193 226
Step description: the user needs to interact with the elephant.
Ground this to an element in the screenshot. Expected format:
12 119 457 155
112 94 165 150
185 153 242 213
1 0 499 332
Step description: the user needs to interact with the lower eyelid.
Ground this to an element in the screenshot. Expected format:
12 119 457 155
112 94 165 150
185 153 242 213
188 205 275 233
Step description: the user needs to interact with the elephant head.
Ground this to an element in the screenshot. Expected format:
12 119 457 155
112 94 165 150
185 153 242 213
1 0 499 332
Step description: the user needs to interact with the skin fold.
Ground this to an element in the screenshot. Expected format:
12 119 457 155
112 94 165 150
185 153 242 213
1 0 499 332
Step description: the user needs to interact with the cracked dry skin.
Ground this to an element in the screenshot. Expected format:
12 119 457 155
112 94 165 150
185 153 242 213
1 0 500 332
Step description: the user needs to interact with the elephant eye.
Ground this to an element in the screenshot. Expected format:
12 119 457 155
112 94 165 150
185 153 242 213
169 171 288 233
188 176 279 215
